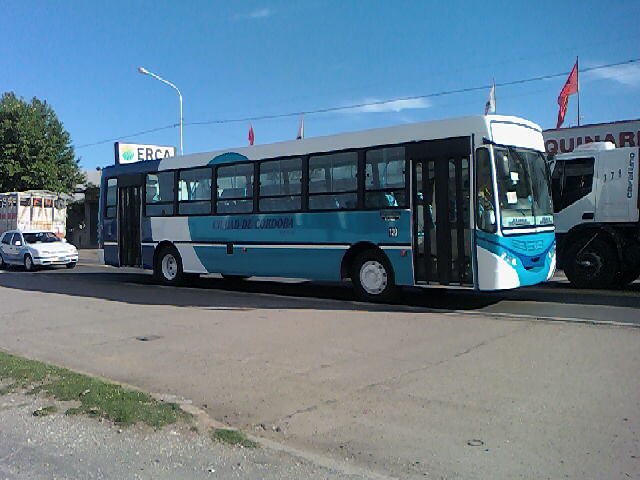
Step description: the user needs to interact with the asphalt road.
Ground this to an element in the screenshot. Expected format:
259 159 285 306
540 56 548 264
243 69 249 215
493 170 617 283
0 261 639 479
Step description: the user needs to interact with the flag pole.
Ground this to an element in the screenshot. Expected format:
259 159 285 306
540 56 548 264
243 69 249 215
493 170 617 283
576 56 580 126
493 78 496 113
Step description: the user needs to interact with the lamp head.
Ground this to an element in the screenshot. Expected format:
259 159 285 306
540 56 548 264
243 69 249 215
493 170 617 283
138 66 149 75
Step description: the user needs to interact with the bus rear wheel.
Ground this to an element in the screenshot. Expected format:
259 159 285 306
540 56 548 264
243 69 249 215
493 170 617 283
154 245 184 286
351 250 397 302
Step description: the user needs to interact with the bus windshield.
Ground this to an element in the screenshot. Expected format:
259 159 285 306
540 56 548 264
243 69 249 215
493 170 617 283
494 146 553 229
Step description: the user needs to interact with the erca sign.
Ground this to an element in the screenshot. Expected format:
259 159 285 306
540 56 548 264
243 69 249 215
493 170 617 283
114 142 177 165
543 119 640 154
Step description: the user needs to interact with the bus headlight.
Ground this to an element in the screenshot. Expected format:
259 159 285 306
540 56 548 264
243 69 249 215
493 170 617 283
500 251 518 267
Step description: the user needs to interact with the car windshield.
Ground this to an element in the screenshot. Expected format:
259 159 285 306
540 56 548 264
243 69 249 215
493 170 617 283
494 146 554 229
23 232 61 244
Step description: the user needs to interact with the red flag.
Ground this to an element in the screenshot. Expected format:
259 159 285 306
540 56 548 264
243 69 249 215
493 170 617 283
248 123 255 145
556 60 579 128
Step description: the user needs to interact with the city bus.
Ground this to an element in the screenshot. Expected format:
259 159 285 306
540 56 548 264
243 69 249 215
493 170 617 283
99 115 555 301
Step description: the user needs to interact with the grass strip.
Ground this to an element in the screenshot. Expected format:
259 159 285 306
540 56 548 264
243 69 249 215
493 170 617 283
0 350 189 428
211 428 258 448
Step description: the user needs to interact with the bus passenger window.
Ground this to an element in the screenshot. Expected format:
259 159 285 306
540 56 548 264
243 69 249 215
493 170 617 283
476 148 496 233
216 164 254 214
365 147 407 208
145 172 175 216
308 152 358 210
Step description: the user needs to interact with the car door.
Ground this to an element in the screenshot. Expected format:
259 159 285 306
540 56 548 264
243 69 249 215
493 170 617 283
0 233 12 263
10 233 24 264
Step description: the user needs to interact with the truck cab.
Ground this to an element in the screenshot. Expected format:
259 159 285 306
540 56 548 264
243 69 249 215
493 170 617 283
549 142 640 288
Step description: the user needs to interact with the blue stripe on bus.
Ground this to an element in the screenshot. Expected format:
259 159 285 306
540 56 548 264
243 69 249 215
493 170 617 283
186 210 412 245
185 210 414 283
476 230 555 286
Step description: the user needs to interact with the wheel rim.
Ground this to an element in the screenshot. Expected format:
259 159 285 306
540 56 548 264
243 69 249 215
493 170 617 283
359 260 388 295
161 254 178 281
25 256 32 270
575 249 602 279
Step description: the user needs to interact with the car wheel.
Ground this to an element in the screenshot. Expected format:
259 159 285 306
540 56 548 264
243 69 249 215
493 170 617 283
351 249 397 302
564 238 618 289
66 262 77 269
154 245 184 285
0 254 6 270
24 254 36 272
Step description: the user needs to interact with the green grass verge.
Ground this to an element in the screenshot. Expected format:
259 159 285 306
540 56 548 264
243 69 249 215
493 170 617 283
0 350 189 428
211 428 258 448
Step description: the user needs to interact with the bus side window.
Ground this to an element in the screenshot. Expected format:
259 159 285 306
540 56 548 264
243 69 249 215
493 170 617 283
365 146 407 208
476 148 496 233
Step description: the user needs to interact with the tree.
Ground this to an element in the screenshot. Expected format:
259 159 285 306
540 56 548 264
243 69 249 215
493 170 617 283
0 92 85 194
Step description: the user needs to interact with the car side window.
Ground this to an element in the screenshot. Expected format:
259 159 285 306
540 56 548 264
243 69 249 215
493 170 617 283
11 234 23 246
1 234 10 245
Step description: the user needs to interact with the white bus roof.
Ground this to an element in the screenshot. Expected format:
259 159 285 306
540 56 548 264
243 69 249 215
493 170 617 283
151 114 542 171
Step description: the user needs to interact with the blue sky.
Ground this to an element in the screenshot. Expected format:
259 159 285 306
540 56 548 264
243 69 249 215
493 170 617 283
2 0 639 170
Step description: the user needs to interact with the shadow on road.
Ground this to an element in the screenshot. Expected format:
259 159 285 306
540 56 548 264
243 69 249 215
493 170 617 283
0 267 506 312
1 266 639 313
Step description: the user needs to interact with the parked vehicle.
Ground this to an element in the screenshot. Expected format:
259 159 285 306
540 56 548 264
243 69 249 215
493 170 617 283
0 230 78 271
549 142 640 288
99 114 556 300
0 190 67 238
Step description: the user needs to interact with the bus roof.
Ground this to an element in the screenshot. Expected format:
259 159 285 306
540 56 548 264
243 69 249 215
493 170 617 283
103 114 542 175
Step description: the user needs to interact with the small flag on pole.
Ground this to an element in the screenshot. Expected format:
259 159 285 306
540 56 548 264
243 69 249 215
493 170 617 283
484 80 496 115
556 58 579 129
248 123 255 146
296 115 304 140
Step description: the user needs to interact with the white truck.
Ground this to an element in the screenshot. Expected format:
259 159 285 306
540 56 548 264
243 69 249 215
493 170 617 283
0 190 67 238
549 142 640 288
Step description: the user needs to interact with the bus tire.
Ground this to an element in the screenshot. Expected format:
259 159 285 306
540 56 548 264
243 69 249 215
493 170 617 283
564 238 618 289
154 245 184 286
24 254 36 272
351 250 397 302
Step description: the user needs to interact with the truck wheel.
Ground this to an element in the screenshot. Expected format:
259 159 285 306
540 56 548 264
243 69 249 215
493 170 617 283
615 266 640 287
351 250 397 302
564 238 618 289
154 245 184 286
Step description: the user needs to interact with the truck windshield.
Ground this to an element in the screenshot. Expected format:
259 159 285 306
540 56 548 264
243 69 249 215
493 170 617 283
494 147 553 229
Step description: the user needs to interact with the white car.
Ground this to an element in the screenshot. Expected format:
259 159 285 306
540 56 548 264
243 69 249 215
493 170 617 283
0 230 79 271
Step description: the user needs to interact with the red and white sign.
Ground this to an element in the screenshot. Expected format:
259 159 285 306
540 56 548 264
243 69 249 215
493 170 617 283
543 119 640 154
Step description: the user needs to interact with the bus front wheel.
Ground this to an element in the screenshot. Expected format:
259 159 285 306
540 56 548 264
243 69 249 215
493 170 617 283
154 245 184 286
351 250 397 302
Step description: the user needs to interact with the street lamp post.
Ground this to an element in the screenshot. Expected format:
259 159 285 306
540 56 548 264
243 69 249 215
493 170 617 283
138 66 183 155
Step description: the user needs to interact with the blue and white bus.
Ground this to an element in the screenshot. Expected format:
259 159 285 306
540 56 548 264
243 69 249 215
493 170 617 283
99 115 555 301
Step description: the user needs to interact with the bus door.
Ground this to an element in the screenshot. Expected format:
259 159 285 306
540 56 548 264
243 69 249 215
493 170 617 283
117 175 143 267
410 139 472 286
